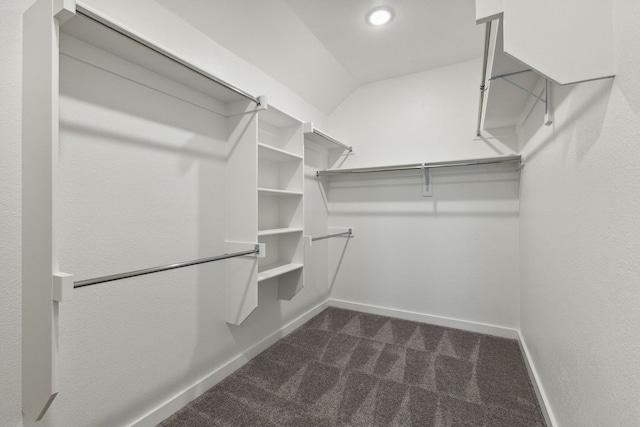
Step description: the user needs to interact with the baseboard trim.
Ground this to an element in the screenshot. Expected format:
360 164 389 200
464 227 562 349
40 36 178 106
129 299 330 427
328 299 519 339
517 331 558 427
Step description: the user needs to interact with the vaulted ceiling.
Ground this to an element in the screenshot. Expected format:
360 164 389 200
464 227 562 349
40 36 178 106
156 0 483 113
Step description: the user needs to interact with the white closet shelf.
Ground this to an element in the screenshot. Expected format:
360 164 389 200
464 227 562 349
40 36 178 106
303 122 352 152
481 18 541 133
258 188 303 196
258 143 303 162
257 262 303 282
61 10 260 113
258 227 304 237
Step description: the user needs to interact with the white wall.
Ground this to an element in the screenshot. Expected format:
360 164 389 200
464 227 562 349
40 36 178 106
327 59 521 331
0 0 24 426
518 1 640 426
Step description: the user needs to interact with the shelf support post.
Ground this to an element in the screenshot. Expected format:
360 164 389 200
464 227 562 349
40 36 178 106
22 0 76 421
544 79 553 126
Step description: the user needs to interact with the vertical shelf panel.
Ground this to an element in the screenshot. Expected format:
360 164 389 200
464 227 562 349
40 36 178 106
225 101 259 325
23 0 61 420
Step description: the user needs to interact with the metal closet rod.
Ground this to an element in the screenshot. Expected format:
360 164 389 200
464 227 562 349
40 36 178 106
75 5 262 106
74 245 260 288
312 229 352 242
316 155 522 176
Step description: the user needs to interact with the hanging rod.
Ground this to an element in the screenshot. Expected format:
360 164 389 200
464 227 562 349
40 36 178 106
312 229 352 242
75 5 263 106
74 245 260 288
476 21 492 137
316 155 521 176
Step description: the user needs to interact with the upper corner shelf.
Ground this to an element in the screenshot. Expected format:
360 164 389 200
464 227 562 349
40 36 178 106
482 18 541 132
303 122 352 153
477 0 615 135
59 6 261 116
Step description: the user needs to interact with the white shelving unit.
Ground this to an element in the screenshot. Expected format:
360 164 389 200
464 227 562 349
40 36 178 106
257 107 305 299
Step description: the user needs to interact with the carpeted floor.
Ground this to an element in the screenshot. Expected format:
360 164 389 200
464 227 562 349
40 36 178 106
159 307 546 426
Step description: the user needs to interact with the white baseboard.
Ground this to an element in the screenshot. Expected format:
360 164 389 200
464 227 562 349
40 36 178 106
129 299 330 427
517 331 558 427
328 298 519 339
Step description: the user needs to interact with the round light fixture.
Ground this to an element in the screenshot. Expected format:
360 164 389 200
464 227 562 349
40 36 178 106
367 7 394 26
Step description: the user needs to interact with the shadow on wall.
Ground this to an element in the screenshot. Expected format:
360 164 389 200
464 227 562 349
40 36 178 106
60 54 224 137
519 78 614 162
329 237 350 293
59 121 226 164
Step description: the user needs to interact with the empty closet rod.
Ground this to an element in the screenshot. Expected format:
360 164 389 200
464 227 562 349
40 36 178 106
74 245 260 288
312 229 352 242
476 21 492 137
75 5 262 106
316 155 521 176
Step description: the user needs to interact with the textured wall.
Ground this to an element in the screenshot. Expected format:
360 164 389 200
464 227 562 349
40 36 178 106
328 60 520 330
0 0 23 426
518 1 640 426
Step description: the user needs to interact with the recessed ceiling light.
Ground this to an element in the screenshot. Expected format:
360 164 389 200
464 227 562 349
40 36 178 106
367 7 394 26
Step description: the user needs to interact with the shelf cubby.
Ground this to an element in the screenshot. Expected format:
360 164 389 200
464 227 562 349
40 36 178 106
257 232 304 299
258 143 303 162
257 262 303 282
258 193 302 231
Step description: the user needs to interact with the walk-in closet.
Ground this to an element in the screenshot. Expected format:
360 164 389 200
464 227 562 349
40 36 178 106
2 0 639 426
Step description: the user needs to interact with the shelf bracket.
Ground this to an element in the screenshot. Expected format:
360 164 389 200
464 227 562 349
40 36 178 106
489 71 553 127
421 163 432 197
53 273 74 302
256 95 267 110
544 79 553 126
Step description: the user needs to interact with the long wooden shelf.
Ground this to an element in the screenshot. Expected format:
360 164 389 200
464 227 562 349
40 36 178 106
257 262 303 282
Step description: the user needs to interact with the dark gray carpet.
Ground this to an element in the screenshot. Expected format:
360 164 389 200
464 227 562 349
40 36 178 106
159 307 546 426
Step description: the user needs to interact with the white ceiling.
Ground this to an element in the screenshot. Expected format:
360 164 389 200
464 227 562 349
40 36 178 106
156 0 483 113
283 0 484 84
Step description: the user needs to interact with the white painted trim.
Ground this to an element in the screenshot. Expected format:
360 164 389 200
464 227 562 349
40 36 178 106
129 299 330 427
328 298 519 339
517 331 558 427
